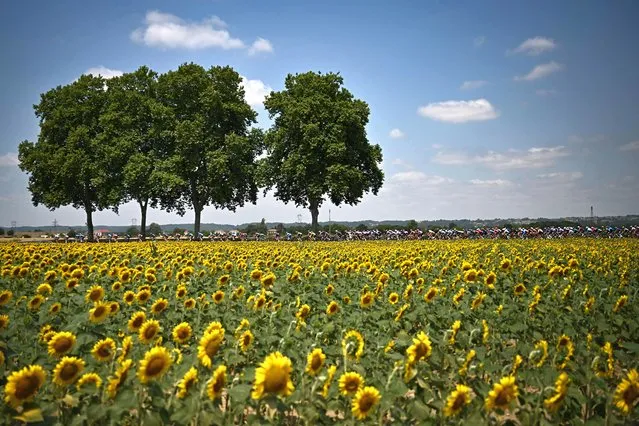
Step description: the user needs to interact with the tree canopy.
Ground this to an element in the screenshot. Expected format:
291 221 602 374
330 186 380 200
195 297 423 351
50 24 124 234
261 71 384 229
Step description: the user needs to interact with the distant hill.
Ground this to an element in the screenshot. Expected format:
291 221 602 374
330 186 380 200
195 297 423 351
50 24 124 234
6 214 639 233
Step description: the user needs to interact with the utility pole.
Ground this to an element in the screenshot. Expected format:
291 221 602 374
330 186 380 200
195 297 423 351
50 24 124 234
53 219 58 233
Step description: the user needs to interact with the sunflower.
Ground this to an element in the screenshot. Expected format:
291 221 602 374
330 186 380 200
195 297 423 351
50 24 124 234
544 372 570 412
53 356 85 386
424 287 438 302
136 289 151 304
614 295 628 313
459 349 476 376
184 298 196 309
449 320 461 345
326 300 339 315
128 311 146 332
443 384 473 417
325 283 334 296
92 338 116 362
359 292 374 308
453 288 465 305
176 285 187 299
342 330 365 361
339 371 364 396
322 365 337 398
172 322 192 345
138 346 172 384
177 367 198 399
471 292 486 310
48 302 62 315
217 274 230 286
614 369 639 415
406 331 432 366
251 352 294 399
250 269 263 280
106 359 133 398
513 283 526 296
48 331 76 357
85 285 104 303
111 281 122 292
531 340 549 367
232 286 245 299
0 314 9 331
28 295 45 311
138 319 161 344
212 291 224 304
343 295 351 304
0 290 13 305
485 271 497 288
485 376 518 411
254 294 267 310
77 373 102 390
198 330 225 368
0 350 4 365
305 348 326 376
205 321 224 335
388 292 399 304
261 273 276 288
118 336 133 363
464 269 477 283
123 291 135 305
207 365 227 400
238 330 254 352
89 301 109 323
3 365 46 408
500 258 512 271
351 386 381 420
296 304 311 321
37 283 53 296
151 298 168 315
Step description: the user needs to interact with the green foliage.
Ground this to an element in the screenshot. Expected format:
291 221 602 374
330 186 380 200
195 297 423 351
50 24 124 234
261 71 384 229
147 223 163 235
0 228 4 236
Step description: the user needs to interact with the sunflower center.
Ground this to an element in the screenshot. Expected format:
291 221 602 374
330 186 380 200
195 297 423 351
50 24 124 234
178 329 189 339
133 317 143 328
494 389 511 406
206 340 220 357
623 385 639 404
256 298 265 308
60 363 79 380
94 306 106 317
345 378 360 392
98 345 112 357
358 393 375 412
54 338 72 353
146 357 167 376
452 393 466 410
414 343 428 360
213 376 225 392
144 326 157 340
243 335 251 346
311 355 322 370
90 291 101 301
15 375 40 399
363 295 372 304
263 367 288 393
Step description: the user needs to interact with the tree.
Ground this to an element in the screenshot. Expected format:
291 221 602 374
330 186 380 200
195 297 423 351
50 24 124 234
18 75 120 241
102 66 176 239
6 229 13 236
147 222 163 235
0 228 4 236
406 219 418 230
157 63 263 235
261 72 384 230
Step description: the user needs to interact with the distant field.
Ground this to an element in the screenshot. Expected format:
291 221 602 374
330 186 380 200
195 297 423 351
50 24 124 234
0 240 637 424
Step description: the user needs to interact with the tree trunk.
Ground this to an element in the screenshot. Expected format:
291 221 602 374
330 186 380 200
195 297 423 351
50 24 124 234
194 207 202 236
85 206 94 242
310 204 319 231
139 200 148 240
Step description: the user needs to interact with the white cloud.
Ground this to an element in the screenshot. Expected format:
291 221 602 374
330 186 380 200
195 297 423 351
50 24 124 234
248 37 274 55
390 171 453 185
85 66 123 79
511 37 557 55
240 76 272 106
536 89 557 96
474 36 486 47
0 153 19 167
417 99 499 123
131 10 245 50
389 128 405 139
470 179 514 187
536 171 584 181
431 144 443 149
619 140 639 152
460 80 488 90
433 146 569 170
515 62 564 81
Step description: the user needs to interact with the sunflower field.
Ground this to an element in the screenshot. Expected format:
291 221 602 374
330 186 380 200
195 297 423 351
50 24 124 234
0 239 638 425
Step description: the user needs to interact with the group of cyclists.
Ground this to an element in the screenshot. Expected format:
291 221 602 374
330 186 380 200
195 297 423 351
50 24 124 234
51 224 639 243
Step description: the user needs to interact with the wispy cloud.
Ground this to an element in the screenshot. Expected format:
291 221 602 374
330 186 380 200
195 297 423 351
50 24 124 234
515 61 564 81
417 99 499 123
433 146 569 170
510 36 557 55
389 128 405 139
474 36 486 47
470 179 514 187
619 140 639 152
536 88 557 97
0 152 19 167
248 37 274 55
460 80 488 90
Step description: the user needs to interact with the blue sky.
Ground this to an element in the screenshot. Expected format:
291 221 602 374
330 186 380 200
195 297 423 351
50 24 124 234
1 0 638 227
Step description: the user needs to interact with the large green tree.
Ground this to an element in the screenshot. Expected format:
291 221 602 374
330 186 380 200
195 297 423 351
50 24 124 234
101 66 176 239
261 71 384 229
157 63 263 235
18 75 120 241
